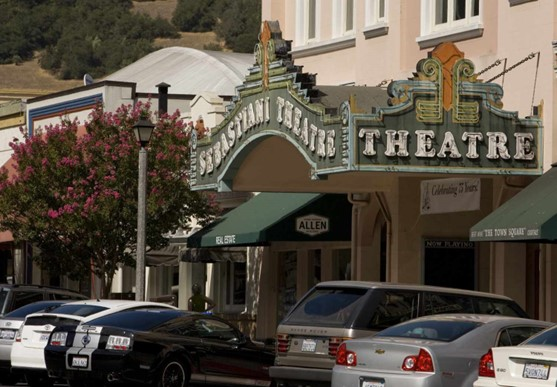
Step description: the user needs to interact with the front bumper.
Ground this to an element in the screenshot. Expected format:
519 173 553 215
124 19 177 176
46 346 151 385
269 365 332 387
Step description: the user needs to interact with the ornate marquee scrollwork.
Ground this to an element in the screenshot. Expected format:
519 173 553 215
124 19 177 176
453 59 479 124
415 58 443 123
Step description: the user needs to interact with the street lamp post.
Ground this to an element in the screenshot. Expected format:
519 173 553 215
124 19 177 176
134 117 155 301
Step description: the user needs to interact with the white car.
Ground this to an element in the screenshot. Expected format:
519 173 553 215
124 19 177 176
0 300 68 385
473 324 557 387
10 299 177 387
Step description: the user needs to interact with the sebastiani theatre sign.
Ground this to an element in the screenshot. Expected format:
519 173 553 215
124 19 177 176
189 21 542 192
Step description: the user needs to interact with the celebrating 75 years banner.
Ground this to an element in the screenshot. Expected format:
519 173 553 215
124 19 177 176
421 178 481 215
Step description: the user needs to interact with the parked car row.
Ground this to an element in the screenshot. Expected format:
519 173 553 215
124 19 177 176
1 281 557 387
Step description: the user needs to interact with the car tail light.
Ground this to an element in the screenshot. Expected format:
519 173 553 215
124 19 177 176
49 332 68 346
14 325 23 343
106 335 131 351
276 334 290 353
478 349 495 377
402 348 434 372
329 337 348 357
336 342 357 366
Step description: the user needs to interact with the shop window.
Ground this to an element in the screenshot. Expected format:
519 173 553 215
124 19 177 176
225 261 246 307
417 0 483 48
364 0 388 38
0 250 13 284
277 251 297 323
423 239 475 290
332 249 351 280
310 249 321 285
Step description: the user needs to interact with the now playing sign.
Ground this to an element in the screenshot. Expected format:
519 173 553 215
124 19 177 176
296 214 329 236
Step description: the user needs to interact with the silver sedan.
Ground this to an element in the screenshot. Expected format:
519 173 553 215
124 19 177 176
332 314 553 387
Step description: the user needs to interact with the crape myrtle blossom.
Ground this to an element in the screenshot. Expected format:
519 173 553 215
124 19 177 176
0 102 217 297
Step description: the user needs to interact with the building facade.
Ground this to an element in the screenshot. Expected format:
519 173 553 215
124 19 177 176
183 0 557 340
256 0 556 327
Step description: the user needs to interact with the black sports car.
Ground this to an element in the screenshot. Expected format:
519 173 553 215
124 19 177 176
44 308 275 387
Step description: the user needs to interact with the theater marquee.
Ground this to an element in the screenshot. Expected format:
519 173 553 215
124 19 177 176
189 21 542 191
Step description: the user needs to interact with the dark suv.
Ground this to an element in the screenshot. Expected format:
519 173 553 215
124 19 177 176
0 284 87 317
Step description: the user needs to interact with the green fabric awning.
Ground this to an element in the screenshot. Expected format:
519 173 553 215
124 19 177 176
470 166 557 242
186 193 352 248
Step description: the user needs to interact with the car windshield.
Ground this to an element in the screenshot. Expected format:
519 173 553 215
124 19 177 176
282 287 368 327
46 304 108 317
85 309 186 331
5 301 65 318
375 320 482 342
522 326 557 345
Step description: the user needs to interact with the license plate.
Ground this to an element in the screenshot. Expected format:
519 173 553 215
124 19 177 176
0 330 15 340
301 339 317 352
71 356 88 368
361 379 385 387
523 363 550 380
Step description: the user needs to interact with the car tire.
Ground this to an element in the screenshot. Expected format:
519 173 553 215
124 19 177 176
68 379 96 387
25 374 54 387
157 358 189 387
0 373 19 385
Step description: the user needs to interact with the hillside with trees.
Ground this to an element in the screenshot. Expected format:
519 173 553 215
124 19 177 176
0 0 261 81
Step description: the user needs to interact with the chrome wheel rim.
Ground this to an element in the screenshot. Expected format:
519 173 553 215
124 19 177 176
161 360 186 387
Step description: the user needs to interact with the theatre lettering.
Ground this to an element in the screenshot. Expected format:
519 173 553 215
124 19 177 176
189 35 542 191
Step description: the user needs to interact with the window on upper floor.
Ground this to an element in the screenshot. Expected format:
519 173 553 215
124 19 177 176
296 0 319 45
332 0 355 38
293 0 356 57
434 0 479 27
364 0 388 39
366 0 386 25
418 0 483 48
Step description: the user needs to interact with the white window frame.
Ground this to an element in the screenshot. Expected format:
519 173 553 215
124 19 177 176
293 0 355 58
364 0 389 39
332 0 355 38
417 0 483 48
295 0 320 47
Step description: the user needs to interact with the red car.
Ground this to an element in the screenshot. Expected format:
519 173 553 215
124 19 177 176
44 308 274 387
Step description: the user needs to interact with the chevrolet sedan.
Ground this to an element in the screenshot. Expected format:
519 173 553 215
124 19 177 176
44 308 275 387
332 314 552 387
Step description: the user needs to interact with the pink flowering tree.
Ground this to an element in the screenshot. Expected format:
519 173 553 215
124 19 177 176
0 103 217 297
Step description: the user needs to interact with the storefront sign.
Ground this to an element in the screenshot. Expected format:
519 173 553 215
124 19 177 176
296 214 329 236
189 23 542 191
420 178 480 215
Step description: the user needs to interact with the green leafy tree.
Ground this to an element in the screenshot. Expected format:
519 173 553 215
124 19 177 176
0 103 216 297
0 0 178 77
213 0 261 53
172 0 216 32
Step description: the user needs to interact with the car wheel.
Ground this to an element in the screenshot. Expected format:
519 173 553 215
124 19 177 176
26 374 54 387
157 358 188 387
0 373 19 385
68 379 96 387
